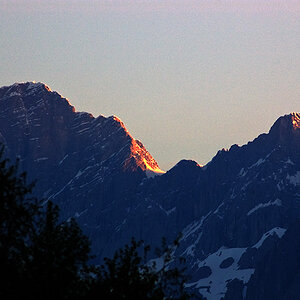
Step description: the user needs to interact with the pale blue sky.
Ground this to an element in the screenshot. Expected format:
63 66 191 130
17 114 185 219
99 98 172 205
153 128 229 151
1 0 300 170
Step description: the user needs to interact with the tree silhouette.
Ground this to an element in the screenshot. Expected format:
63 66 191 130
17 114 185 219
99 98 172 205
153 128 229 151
0 148 91 299
0 147 195 299
26 201 92 299
87 237 193 300
0 148 39 299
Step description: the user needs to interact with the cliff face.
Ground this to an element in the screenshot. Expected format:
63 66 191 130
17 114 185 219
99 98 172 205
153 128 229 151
0 82 164 258
1 82 300 299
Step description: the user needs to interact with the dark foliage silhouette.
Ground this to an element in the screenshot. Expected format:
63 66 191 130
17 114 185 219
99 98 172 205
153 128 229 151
88 237 194 300
0 147 193 299
0 147 91 299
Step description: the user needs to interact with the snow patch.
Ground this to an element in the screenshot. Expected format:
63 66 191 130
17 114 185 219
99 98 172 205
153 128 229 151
182 233 202 258
186 247 253 300
285 158 294 165
8 91 21 97
287 171 300 186
238 168 247 177
166 207 176 215
213 202 224 216
75 170 83 178
35 157 48 162
148 257 165 272
252 227 286 249
25 81 50 95
74 209 88 218
247 199 282 216
159 205 176 216
76 127 90 134
248 151 274 169
182 211 211 240
59 154 69 165
249 158 265 169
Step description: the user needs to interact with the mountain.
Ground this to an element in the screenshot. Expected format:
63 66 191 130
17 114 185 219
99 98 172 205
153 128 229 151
1 82 300 299
0 82 164 258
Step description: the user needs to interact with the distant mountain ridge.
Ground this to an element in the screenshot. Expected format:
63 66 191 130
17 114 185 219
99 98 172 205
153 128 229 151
1 82 300 299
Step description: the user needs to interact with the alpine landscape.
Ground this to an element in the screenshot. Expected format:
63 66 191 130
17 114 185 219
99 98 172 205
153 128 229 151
1 81 300 299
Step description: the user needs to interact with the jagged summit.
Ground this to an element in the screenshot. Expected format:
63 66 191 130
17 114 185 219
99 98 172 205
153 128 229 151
0 81 164 177
0 81 75 111
290 112 300 129
0 81 44 89
270 112 300 133
267 112 300 146
0 81 52 95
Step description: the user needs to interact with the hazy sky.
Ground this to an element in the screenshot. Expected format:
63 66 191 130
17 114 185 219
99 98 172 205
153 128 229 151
1 0 300 170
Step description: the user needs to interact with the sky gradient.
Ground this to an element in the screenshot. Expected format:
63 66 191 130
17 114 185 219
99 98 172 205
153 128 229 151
1 0 300 170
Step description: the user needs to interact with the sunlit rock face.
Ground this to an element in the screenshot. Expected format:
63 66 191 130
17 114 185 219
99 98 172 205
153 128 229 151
1 82 300 299
0 82 164 258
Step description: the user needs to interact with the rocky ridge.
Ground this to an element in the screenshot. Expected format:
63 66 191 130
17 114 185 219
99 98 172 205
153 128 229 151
1 82 300 299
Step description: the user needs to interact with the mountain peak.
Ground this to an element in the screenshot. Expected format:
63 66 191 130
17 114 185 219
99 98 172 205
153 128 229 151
269 112 300 135
0 81 164 178
0 81 51 94
124 139 165 177
266 112 300 148
0 81 54 102
290 112 300 129
0 81 75 113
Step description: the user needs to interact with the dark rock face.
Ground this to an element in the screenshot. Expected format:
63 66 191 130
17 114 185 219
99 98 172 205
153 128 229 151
1 82 300 299
222 279 244 300
245 220 300 300
219 257 234 269
197 266 212 279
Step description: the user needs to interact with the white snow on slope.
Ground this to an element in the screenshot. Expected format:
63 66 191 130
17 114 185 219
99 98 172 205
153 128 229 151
186 247 253 300
182 211 212 240
238 167 247 177
249 158 265 168
248 150 274 170
287 171 300 186
247 199 282 216
253 227 286 249
182 215 287 300
285 158 294 165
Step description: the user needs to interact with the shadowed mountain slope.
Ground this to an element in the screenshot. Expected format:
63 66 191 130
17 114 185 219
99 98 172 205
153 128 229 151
1 82 300 299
